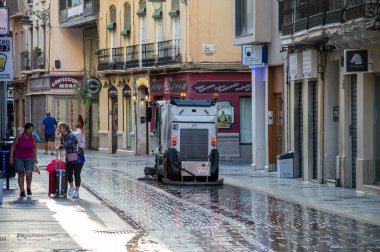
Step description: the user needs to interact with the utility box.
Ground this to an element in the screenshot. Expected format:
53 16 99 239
277 152 294 178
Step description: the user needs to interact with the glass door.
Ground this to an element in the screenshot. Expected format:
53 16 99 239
374 76 380 184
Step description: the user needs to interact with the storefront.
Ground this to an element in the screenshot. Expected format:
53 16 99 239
150 72 252 160
26 74 83 138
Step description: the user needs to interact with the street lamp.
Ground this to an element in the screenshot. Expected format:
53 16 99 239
20 9 50 30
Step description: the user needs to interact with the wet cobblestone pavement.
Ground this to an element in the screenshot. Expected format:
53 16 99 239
81 168 380 251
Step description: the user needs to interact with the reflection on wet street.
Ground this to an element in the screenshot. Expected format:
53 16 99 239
82 168 380 251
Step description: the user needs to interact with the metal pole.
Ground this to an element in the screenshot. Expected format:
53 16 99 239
0 81 7 140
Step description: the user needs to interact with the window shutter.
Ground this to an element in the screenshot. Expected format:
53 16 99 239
169 0 180 16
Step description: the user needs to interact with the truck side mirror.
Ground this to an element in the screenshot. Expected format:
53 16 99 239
146 107 152 122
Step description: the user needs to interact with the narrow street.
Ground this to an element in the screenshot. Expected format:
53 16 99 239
80 152 380 251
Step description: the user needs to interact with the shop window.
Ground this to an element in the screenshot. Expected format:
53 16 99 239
239 97 252 144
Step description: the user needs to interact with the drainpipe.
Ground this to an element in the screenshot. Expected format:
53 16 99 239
319 52 327 183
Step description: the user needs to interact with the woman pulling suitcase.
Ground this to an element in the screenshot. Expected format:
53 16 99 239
57 122 85 198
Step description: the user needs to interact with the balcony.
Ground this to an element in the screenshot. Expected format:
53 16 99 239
59 0 99 28
325 8 343 24
97 49 111 71
157 40 182 66
6 0 26 17
111 47 124 70
344 1 380 21
20 50 46 71
281 0 379 36
141 43 156 67
125 45 140 69
20 51 31 71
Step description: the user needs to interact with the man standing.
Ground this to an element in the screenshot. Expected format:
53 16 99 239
42 112 57 155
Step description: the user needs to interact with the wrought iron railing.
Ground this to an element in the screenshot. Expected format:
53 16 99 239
84 0 100 15
157 39 181 66
31 50 44 69
325 8 343 24
125 45 140 69
344 1 380 21
111 47 124 70
141 43 156 67
98 49 111 71
20 51 30 71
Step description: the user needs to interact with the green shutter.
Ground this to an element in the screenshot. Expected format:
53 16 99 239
122 3 131 36
136 0 146 16
152 4 162 19
169 0 180 16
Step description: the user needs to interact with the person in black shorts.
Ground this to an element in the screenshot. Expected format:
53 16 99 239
42 112 57 155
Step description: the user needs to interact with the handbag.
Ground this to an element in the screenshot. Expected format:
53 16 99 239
33 164 40 174
67 152 78 162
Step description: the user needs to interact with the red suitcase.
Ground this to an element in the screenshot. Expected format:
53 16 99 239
48 150 66 197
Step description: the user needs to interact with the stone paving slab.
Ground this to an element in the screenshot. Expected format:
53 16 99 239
0 151 170 252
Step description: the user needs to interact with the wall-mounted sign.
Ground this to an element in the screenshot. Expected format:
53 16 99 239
123 85 131 97
242 44 268 66
108 86 117 97
50 75 83 89
302 50 318 79
289 53 303 81
268 111 273 125
333 106 339 122
30 76 51 91
216 101 234 129
0 7 9 36
193 81 251 94
344 49 368 72
0 37 13 81
202 44 216 54
87 77 101 94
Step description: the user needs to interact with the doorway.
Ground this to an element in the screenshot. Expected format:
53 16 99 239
274 93 283 157
349 75 358 188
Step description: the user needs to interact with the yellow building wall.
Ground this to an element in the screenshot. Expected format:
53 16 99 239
49 0 84 73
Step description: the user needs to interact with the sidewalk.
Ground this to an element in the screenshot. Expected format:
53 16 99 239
0 150 168 252
219 160 380 227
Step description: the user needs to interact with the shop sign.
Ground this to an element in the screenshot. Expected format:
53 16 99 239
344 49 368 72
164 77 170 94
0 37 13 81
151 79 163 93
302 50 318 79
289 53 303 80
0 7 9 36
242 44 268 66
50 76 83 89
87 77 101 94
216 101 234 129
192 81 251 94
30 76 50 91
171 80 187 92
123 85 131 96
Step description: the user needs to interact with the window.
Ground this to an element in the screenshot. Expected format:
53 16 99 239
124 3 131 31
329 0 344 10
235 0 253 36
240 97 252 144
156 19 163 42
110 5 116 23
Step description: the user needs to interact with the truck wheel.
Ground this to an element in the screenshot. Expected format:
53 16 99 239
156 156 163 182
166 148 181 180
209 149 219 181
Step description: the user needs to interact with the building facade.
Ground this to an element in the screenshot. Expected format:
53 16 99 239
97 0 251 158
280 0 380 194
7 0 99 146
233 0 285 170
